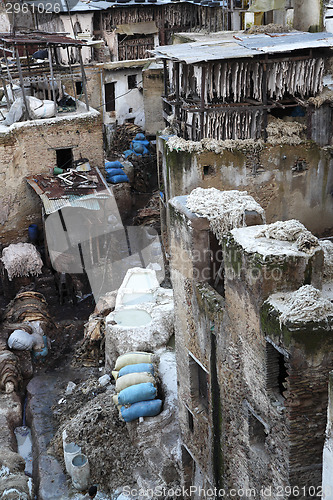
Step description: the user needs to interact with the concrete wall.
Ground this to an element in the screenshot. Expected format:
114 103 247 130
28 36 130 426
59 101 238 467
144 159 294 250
143 62 164 136
0 109 103 245
158 137 333 237
293 0 323 32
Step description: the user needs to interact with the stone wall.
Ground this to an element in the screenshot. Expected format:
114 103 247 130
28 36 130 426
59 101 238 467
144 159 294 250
168 194 330 497
158 138 333 237
0 109 103 245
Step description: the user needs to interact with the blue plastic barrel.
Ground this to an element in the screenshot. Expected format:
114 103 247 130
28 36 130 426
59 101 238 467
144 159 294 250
28 224 38 243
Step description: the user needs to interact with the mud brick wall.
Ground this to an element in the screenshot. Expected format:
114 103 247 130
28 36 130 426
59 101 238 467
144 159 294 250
169 195 329 496
262 308 333 496
0 111 103 245
159 137 333 237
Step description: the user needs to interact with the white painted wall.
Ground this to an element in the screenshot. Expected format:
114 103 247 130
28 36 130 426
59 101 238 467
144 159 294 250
103 68 145 128
60 13 94 65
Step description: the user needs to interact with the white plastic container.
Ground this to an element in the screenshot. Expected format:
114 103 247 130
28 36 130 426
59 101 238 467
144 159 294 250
71 454 90 491
64 442 81 477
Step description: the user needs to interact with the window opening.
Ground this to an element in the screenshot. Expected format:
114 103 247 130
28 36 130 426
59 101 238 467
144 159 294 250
128 74 137 89
189 354 209 410
266 341 288 401
187 409 194 432
105 82 115 112
75 81 83 95
209 231 225 297
56 148 73 170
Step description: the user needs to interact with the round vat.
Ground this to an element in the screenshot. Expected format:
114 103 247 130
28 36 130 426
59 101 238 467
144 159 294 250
114 309 152 327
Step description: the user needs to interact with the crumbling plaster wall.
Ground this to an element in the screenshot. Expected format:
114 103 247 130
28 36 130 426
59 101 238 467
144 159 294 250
0 111 103 245
142 63 164 136
158 138 333 236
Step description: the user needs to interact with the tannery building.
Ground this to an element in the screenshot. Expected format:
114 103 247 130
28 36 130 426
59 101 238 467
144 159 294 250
155 28 333 499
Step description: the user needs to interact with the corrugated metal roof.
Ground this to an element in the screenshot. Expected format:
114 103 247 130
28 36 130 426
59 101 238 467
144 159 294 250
152 31 333 64
26 167 111 215
25 0 219 12
0 31 85 46
40 193 102 214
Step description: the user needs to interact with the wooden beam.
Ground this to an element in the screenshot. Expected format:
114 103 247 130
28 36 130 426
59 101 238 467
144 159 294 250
78 48 90 111
47 45 58 115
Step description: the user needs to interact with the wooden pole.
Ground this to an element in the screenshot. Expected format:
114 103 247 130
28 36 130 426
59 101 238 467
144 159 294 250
78 47 90 111
47 45 58 115
15 47 30 121
66 45 78 102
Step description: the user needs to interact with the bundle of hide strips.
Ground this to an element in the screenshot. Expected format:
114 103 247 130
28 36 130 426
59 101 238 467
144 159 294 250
0 343 22 393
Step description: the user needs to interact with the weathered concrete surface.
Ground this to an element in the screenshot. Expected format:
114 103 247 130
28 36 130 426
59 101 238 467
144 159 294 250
26 375 69 500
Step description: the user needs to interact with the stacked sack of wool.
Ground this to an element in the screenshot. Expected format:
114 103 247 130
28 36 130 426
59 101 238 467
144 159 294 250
112 351 162 422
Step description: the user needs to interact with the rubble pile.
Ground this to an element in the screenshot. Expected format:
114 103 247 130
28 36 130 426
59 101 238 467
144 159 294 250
133 192 160 230
109 123 143 154
50 379 146 494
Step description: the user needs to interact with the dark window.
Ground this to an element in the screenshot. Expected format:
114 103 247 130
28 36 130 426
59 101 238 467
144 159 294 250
56 148 73 170
187 409 194 432
128 74 137 89
266 341 288 400
105 82 115 112
189 354 209 410
75 81 83 95
209 231 225 297
203 165 215 176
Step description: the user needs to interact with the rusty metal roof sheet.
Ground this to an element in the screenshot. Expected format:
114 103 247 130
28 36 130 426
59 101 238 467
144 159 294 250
26 167 111 215
152 31 333 63
0 32 86 47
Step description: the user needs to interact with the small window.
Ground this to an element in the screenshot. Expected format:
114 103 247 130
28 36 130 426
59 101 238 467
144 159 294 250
209 231 225 297
187 409 194 432
189 354 209 410
56 148 73 170
75 81 83 95
266 341 288 400
203 165 215 177
128 74 137 89
105 82 115 112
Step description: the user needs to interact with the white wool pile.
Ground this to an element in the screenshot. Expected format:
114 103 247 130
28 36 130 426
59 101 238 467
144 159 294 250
273 285 333 326
1 243 43 281
186 187 265 244
255 220 319 253
320 239 333 282
167 135 263 154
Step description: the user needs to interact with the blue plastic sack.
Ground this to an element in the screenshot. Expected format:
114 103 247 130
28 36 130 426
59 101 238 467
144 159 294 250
118 363 154 378
105 168 125 176
121 399 163 422
105 161 123 169
106 174 129 184
118 382 157 405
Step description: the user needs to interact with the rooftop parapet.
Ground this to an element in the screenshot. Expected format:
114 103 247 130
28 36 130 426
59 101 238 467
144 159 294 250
224 220 324 299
